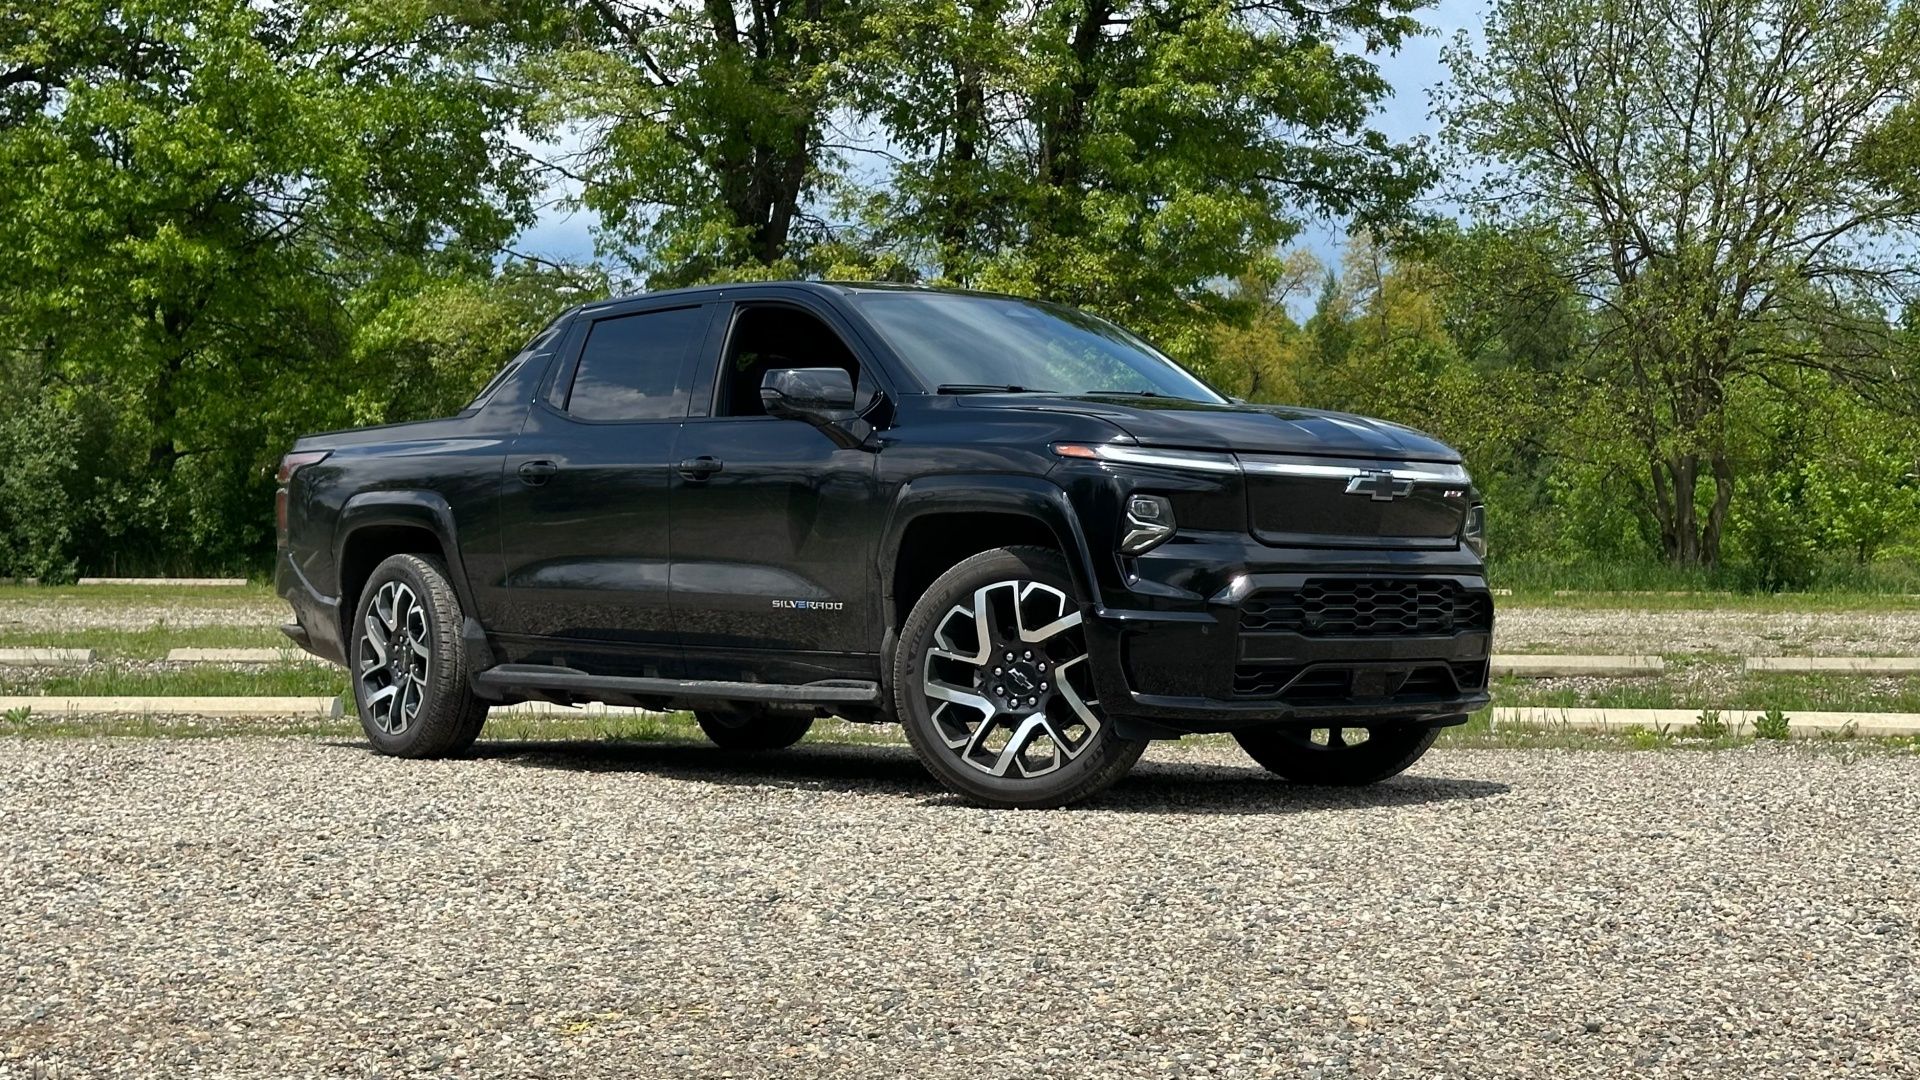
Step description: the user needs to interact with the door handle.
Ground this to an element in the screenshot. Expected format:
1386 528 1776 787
517 459 559 486
677 456 724 481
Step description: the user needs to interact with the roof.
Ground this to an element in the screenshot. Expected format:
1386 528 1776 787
572 279 1029 314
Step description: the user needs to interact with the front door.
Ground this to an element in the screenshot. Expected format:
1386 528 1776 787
668 299 886 684
493 301 713 676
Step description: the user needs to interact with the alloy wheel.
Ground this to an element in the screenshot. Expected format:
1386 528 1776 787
920 579 1102 779
358 580 431 736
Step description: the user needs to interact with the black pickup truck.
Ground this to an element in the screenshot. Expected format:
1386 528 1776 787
277 282 1491 807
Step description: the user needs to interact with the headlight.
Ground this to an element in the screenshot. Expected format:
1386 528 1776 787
1120 494 1176 554
1462 503 1486 557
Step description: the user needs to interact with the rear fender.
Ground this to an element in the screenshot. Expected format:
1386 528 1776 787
334 491 477 618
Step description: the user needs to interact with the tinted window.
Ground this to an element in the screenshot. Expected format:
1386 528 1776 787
564 306 705 421
467 325 561 410
717 306 861 417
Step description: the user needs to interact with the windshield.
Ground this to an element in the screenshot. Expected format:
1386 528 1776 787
855 293 1226 403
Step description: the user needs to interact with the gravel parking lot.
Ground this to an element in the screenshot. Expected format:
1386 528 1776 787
4 737 1917 1078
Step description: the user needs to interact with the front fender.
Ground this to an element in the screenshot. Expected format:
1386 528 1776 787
877 473 1105 617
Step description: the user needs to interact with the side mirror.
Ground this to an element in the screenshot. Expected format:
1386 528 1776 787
760 367 856 422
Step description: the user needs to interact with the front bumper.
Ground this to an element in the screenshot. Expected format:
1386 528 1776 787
1081 535 1493 739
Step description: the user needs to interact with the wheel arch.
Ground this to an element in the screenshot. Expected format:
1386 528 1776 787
333 492 473 648
879 476 1103 650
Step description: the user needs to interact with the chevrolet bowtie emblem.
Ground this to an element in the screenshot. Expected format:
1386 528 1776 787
1345 470 1415 501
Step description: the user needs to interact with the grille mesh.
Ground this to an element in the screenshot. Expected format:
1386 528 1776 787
1240 579 1492 637
1230 662 1479 703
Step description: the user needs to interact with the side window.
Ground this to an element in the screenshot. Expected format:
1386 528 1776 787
715 305 862 417
563 306 706 422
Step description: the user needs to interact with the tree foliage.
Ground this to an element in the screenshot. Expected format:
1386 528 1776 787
1440 0 1920 564
850 0 1431 351
0 0 543 573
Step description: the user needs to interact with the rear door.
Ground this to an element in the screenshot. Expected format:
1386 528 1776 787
492 300 713 676
667 296 887 684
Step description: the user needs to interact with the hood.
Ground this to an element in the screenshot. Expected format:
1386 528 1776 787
956 394 1462 463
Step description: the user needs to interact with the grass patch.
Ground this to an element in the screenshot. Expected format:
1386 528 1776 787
1488 556 1920 597
0 625 290 658
2 664 347 697
1496 591 1920 613
1491 670 1920 713
0 582 278 607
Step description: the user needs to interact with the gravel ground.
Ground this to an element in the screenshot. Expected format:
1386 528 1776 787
0 597 285 635
4 737 1917 1078
1496 607 1920 656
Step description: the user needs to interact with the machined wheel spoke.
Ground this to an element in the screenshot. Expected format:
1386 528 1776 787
358 578 431 738
1015 581 1080 643
363 617 389 666
1050 654 1101 745
922 575 1104 782
925 676 994 719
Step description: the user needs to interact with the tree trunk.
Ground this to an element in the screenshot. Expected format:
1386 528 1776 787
1650 450 1732 567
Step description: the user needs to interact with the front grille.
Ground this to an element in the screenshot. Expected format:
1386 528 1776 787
1240 579 1492 637
1231 662 1483 703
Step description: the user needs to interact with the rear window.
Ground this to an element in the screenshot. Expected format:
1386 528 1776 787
467 325 561 410
564 306 706 422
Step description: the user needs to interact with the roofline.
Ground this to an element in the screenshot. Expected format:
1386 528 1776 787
571 279 1042 313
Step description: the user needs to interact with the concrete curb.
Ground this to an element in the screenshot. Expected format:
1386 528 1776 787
0 696 341 718
1492 706 1920 738
0 697 665 721
0 648 95 666
1745 657 1920 674
1549 589 1736 598
163 648 322 664
75 577 249 587
1492 654 1664 677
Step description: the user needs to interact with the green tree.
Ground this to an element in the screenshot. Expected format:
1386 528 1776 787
853 0 1432 352
0 0 538 573
527 0 871 284
1441 0 1920 565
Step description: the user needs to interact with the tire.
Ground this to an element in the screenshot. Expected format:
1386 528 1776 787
349 553 489 758
1233 723 1440 785
893 545 1147 809
695 707 814 750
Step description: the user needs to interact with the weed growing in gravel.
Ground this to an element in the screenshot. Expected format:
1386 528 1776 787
2 705 28 725
1690 709 1730 739
1754 708 1792 740
1623 724 1671 750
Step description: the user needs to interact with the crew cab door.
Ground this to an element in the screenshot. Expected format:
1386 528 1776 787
668 297 887 683
492 300 712 675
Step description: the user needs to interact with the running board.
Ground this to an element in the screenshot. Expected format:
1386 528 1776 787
473 665 882 707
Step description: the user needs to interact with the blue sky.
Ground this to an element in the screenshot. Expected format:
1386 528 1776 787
512 0 1482 272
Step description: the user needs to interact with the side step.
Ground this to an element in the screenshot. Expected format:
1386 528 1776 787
472 665 882 708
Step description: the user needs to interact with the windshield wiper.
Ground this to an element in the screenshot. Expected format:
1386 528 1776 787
1083 388 1161 397
936 383 1052 394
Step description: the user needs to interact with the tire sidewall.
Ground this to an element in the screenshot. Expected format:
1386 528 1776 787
893 546 1141 807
